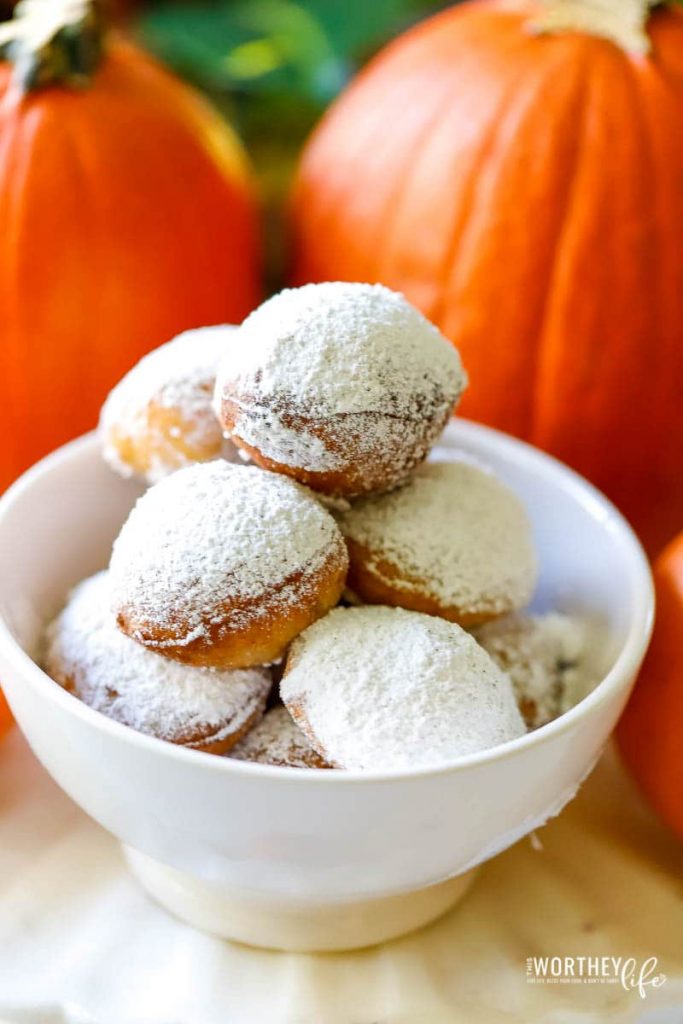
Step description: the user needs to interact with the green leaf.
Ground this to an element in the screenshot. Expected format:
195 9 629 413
135 0 442 103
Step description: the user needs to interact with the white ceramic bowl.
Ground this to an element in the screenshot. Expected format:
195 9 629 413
0 422 653 952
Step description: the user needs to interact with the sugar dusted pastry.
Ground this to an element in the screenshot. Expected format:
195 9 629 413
100 325 238 484
281 606 526 770
474 612 588 728
44 572 271 754
109 461 348 669
214 282 466 498
230 706 332 769
336 461 537 626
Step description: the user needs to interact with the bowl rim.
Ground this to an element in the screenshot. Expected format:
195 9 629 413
0 422 654 785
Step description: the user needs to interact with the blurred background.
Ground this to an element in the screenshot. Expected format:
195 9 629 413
119 0 451 285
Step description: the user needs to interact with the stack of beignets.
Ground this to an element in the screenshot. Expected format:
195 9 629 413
45 282 585 771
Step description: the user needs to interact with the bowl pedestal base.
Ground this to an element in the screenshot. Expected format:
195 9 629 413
123 845 478 952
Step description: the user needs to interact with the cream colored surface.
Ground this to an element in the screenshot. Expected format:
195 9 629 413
0 729 680 1023
124 847 478 952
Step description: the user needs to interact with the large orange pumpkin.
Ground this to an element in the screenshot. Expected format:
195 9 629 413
0 0 260 493
617 533 683 840
291 0 683 555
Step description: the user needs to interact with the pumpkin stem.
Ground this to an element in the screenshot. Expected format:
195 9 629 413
0 0 105 91
530 0 659 54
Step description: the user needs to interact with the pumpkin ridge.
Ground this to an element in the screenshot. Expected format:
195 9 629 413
431 65 534 326
436 40 592 435
296 27 455 279
433 43 577 334
3 108 49 456
66 92 118 405
0 107 30 448
376 20 532 315
374 68 501 298
292 72 422 283
530 44 661 458
378 11 538 303
525 46 596 442
349 66 468 285
357 85 455 285
0 98 26 312
621 45 683 486
624 49 662 413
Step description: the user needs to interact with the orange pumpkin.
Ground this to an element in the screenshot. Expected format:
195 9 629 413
617 534 683 840
0 0 260 493
291 0 683 555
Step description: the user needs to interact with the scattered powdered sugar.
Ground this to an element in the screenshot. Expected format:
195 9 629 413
230 705 331 769
217 282 466 416
100 325 237 483
43 572 272 746
109 460 346 644
281 606 526 770
215 282 467 475
336 461 538 618
473 612 589 728
232 410 343 473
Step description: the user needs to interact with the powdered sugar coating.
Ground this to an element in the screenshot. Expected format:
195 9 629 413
100 325 238 484
337 461 538 621
215 282 466 485
230 706 331 769
109 460 347 648
44 572 271 748
281 606 526 770
474 612 588 728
